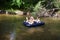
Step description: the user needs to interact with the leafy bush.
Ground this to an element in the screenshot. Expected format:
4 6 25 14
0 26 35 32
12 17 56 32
53 0 60 8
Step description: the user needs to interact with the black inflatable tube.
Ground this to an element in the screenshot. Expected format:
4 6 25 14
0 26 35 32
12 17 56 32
23 21 45 27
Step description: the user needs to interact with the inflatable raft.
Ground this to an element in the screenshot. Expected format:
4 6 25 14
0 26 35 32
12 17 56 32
23 21 45 27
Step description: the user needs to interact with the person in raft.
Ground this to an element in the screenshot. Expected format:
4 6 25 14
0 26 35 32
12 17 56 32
35 17 41 23
25 16 41 24
25 16 34 24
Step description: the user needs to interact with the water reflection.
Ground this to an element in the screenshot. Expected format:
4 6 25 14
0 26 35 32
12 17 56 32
10 31 16 40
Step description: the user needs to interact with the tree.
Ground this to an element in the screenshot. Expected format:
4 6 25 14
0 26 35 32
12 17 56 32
11 0 22 7
53 0 60 8
0 0 39 11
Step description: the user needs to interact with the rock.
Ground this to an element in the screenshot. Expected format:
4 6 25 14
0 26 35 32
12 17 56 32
8 12 16 15
0 10 6 14
14 10 23 15
44 12 50 17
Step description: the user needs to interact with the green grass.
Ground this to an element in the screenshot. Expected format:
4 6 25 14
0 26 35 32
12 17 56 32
0 15 60 40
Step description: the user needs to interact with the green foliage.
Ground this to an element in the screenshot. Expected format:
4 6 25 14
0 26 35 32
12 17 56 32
40 0 54 9
33 1 42 12
0 0 39 11
32 0 60 16
53 0 60 8
31 1 43 16
0 0 60 11
11 0 22 7
41 0 60 9
20 0 39 11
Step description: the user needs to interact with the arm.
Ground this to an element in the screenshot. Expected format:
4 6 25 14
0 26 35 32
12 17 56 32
36 17 41 22
26 17 29 22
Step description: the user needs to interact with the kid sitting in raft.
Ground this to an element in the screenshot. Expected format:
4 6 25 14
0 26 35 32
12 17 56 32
25 16 41 24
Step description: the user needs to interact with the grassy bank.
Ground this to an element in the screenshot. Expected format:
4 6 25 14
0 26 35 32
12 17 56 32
0 15 60 40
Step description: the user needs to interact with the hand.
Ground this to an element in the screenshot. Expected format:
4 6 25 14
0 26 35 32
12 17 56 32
26 17 28 20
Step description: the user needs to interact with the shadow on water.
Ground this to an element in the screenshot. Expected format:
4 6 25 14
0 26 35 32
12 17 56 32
16 26 60 40
0 22 16 40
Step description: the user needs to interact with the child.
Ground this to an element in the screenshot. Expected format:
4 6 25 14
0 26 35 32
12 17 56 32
25 16 35 24
35 17 41 23
29 16 35 24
